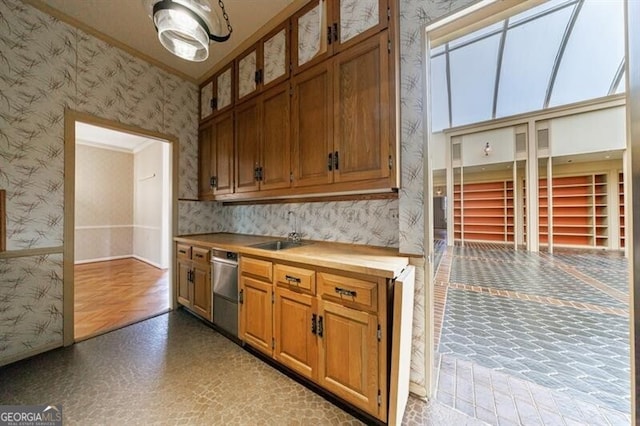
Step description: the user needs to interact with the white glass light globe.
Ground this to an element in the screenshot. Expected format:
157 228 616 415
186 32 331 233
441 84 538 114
154 8 209 61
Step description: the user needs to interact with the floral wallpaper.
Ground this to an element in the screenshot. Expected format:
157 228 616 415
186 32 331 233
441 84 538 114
339 0 380 43
263 28 287 85
296 1 323 67
238 50 257 99
216 67 232 110
0 0 202 365
0 254 63 365
399 0 478 389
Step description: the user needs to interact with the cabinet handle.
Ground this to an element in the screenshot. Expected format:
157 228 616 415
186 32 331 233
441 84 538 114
187 270 193 282
333 151 339 170
178 249 187 254
254 70 260 84
239 289 244 304
335 287 357 298
210 97 217 110
327 153 333 171
317 315 323 338
210 176 217 189
285 275 301 284
195 253 204 259
332 23 338 42
311 313 317 335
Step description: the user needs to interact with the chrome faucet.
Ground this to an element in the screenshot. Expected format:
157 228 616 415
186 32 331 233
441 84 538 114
287 211 301 243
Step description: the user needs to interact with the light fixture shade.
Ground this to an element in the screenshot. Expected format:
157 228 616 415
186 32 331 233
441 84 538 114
144 0 230 62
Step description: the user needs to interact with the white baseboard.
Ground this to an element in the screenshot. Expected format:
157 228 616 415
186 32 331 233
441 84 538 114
0 342 62 367
74 254 132 265
131 255 166 270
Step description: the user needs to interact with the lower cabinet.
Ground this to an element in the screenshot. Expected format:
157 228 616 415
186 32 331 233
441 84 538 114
176 244 212 321
239 256 388 421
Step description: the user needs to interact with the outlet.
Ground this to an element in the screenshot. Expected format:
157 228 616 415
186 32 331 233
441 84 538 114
389 208 399 220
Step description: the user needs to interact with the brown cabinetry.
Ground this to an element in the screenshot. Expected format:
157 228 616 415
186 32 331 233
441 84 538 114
236 23 290 103
176 244 212 321
199 112 234 199
200 62 234 122
235 82 291 193
239 256 387 420
292 0 389 74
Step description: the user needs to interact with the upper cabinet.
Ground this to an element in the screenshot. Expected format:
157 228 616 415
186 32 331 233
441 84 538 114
236 23 290 104
292 0 389 74
200 62 235 122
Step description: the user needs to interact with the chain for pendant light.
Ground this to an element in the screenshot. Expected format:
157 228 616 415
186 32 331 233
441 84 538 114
218 0 233 35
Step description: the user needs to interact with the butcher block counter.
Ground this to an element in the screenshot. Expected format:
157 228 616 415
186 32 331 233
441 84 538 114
173 232 414 425
173 233 409 278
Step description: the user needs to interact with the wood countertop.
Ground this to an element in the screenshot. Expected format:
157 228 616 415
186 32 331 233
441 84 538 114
174 233 409 279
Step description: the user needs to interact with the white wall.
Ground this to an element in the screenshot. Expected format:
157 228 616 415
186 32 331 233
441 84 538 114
133 142 168 268
550 106 626 156
431 132 447 171
462 127 515 167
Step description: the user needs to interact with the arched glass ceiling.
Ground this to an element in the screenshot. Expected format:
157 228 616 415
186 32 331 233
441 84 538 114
430 0 626 132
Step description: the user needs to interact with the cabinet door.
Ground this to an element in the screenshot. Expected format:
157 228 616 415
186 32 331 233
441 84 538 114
198 124 213 199
333 32 390 183
235 98 261 193
192 262 211 321
236 44 261 103
214 63 234 114
318 299 379 416
240 276 273 356
291 61 333 187
334 0 388 52
177 259 192 307
211 111 234 195
292 0 331 74
200 80 214 121
274 287 317 381
260 83 291 191
262 23 290 90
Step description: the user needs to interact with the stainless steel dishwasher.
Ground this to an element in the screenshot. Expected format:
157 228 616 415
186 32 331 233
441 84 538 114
211 249 238 337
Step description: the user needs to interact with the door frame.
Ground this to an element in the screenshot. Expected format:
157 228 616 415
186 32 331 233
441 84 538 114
62 109 179 346
422 2 638 423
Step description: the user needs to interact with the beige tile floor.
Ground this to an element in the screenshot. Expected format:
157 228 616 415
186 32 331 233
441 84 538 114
0 310 481 425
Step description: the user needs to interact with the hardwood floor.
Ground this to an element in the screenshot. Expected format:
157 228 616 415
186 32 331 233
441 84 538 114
74 258 170 341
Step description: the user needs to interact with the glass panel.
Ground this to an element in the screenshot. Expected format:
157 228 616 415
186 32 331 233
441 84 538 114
449 34 501 127
200 81 213 119
496 6 572 118
238 50 257 98
549 0 625 106
297 2 325 66
448 21 503 49
430 54 449 132
263 29 287 85
509 0 574 26
431 45 446 56
216 68 232 109
339 0 379 43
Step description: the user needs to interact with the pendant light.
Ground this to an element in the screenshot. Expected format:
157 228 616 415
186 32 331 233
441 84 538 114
144 0 232 62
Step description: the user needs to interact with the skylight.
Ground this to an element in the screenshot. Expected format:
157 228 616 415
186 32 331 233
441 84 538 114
430 0 626 132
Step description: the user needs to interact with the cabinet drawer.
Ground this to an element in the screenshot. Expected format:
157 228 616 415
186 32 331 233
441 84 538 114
177 244 192 260
274 264 316 294
192 247 210 265
241 256 273 282
318 273 377 312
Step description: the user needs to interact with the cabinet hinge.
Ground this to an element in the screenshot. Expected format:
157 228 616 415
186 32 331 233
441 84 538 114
377 389 382 406
272 291 275 304
290 172 294 182
272 337 275 349
377 324 382 341
388 155 393 170
289 86 294 96
387 6 391 20
387 39 392 53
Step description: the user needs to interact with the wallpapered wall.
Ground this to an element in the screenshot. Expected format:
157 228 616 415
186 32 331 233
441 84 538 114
0 0 477 388
75 144 134 262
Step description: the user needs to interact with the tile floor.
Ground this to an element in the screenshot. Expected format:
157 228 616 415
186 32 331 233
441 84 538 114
0 310 482 425
434 242 631 425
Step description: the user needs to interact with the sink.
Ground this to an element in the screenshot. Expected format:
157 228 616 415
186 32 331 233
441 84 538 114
250 240 309 251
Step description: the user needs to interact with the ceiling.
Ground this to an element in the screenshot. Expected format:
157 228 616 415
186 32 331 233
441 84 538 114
38 0 296 81
76 122 159 152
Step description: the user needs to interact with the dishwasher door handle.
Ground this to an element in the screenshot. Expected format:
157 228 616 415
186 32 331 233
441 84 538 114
212 258 239 267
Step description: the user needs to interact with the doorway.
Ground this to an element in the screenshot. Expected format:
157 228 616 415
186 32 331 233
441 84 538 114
425 1 632 424
63 111 178 344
